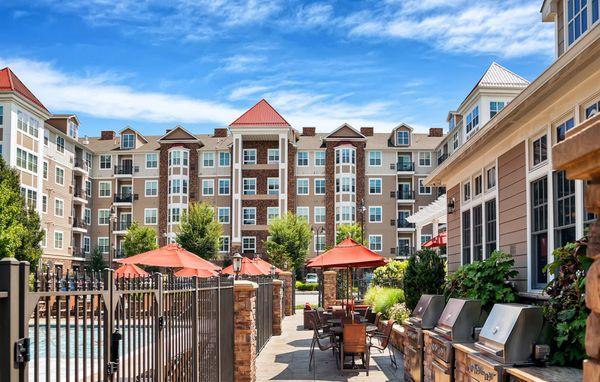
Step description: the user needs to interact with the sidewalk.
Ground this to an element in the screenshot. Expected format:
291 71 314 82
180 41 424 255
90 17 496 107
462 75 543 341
256 310 404 381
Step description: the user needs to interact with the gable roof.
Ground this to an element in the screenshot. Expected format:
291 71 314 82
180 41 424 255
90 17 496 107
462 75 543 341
229 99 291 127
120 126 148 143
477 62 530 88
324 123 366 139
0 67 49 113
158 125 201 142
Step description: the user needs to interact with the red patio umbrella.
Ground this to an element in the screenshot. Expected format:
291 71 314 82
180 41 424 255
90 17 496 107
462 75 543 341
116 243 221 271
253 257 283 274
222 256 270 276
307 237 387 269
174 267 218 278
114 263 149 278
422 231 447 248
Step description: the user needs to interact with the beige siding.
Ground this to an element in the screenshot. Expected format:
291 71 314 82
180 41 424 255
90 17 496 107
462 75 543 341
447 185 461 273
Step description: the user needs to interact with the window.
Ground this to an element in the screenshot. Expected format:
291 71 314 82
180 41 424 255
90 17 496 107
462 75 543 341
267 207 279 224
85 152 93 170
98 209 110 225
369 178 382 194
421 234 432 244
531 176 548 289
122 134 135 149
146 153 158 168
242 237 256 253
86 180 92 197
99 182 112 197
169 151 182 166
217 207 230 224
203 152 215 167
486 167 496 189
336 204 355 223
463 182 471 201
268 149 279 163
553 171 576 248
490 101 505 118
145 209 158 225
462 210 471 265
54 198 64 217
296 207 309 222
100 155 112 169
43 161 48 179
42 195 47 213
297 151 309 166
16 148 38 173
297 179 309 195
242 207 256 225
54 231 64 250
418 152 431 167
453 132 459 150
314 207 326 224
219 236 230 253
219 151 230 167
168 207 181 223
314 235 326 252
314 151 326 166
56 136 65 154
202 179 214 196
145 180 158 197
465 106 479 134
21 188 37 208
369 151 382 166
83 237 91 254
267 178 279 195
567 0 592 45
337 177 355 193
555 118 575 143
472 205 483 262
485 199 497 256
314 179 326 195
419 179 431 195
243 178 256 195
369 235 382 252
585 99 600 119
98 238 109 254
474 175 482 196
369 206 382 223
55 167 64 185
84 208 91 225
532 135 547 166
43 130 49 146
336 147 356 164
218 179 230 195
243 149 256 164
41 229 47 247
396 130 409 145
398 210 411 228
0 105 2 125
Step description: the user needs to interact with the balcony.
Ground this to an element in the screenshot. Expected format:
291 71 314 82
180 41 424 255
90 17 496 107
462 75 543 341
73 158 89 173
114 165 134 176
397 189 415 202
397 220 415 229
115 250 125 259
72 218 88 232
73 188 89 203
117 221 132 231
114 193 135 204
396 246 416 259
437 153 449 165
396 161 415 172
72 247 85 259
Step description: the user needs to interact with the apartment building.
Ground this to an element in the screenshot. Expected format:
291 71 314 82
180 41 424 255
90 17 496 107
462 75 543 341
426 1 600 296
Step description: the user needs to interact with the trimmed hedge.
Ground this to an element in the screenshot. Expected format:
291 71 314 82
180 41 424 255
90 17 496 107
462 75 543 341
295 281 319 291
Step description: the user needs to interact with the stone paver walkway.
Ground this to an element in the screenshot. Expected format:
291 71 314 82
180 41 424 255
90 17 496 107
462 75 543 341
256 310 404 381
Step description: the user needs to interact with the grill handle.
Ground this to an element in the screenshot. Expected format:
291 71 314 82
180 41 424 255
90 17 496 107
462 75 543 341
474 342 503 357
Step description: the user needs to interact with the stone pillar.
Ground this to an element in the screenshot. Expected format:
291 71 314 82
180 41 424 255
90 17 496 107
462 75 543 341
323 270 337 309
234 280 258 382
552 114 599 381
272 279 283 335
279 271 293 316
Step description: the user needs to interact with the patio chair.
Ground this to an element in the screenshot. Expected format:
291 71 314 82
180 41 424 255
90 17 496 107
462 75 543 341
340 323 370 375
332 307 346 320
316 308 331 332
369 319 397 368
308 311 338 371
367 312 383 338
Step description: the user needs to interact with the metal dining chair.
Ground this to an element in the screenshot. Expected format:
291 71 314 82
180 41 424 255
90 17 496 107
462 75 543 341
340 323 370 375
308 311 338 371
369 319 397 368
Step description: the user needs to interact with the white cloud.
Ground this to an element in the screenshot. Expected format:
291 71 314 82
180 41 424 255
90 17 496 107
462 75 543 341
221 54 267 73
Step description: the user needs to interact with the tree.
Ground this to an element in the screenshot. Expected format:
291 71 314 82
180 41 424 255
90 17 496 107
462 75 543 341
88 247 106 272
123 221 158 257
266 213 311 270
335 223 365 244
0 157 44 268
176 202 222 260
404 249 446 310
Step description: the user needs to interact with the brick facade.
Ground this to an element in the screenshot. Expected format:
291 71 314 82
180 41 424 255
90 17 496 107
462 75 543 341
234 280 258 382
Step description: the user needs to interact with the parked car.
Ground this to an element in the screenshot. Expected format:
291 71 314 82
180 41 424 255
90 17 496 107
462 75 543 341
305 273 318 284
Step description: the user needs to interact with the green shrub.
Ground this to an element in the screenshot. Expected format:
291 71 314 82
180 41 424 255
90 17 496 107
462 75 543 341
363 285 382 307
404 249 446 310
544 237 591 367
372 260 408 288
444 251 518 313
295 281 318 291
388 302 410 323
364 286 405 319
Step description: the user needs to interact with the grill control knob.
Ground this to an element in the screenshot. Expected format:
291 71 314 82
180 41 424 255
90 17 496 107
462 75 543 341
492 326 499 334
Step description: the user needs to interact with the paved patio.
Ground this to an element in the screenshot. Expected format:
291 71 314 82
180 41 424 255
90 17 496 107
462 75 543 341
256 310 404 381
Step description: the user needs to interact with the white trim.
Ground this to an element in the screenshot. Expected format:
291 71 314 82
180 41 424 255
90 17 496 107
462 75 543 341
368 178 382 195
53 230 64 250
219 236 231 253
98 181 112 198
54 197 64 217
97 209 110 226
218 178 231 196
145 153 159 169
368 205 383 223
314 178 326 195
242 207 257 225
368 234 383 252
202 151 216 168
145 180 158 197
296 206 310 223
297 178 310 195
418 178 432 195
144 208 158 225
242 236 256 252
267 148 280 164
368 150 382 167
201 179 215 196
218 207 231 224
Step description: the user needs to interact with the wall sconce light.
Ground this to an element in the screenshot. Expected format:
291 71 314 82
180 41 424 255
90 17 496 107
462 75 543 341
447 198 456 214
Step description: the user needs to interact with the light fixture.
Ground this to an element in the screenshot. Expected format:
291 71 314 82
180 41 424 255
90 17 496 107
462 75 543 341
232 253 242 279
447 198 456 214
270 265 276 275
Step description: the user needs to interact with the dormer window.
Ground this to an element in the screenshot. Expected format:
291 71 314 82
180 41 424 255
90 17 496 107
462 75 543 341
567 0 592 46
465 106 479 135
122 134 135 149
68 121 78 139
489 101 505 118
396 130 409 145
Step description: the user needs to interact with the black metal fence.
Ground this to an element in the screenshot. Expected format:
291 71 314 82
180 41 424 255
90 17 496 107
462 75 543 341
252 276 273 354
0 259 234 382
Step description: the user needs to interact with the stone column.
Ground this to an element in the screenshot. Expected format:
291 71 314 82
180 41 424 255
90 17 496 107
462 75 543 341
279 271 293 316
234 280 258 382
272 279 283 335
323 270 337 309
552 114 599 381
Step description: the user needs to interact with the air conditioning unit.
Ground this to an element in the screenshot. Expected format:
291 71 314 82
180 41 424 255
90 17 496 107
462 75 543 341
390 247 396 254
390 219 396 226
134 194 139 201
390 163 396 170
390 191 396 198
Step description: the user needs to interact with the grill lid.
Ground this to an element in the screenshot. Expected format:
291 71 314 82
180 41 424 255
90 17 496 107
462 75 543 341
434 298 483 342
409 294 445 329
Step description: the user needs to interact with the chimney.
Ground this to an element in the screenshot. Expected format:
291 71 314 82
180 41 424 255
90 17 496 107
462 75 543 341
302 127 316 136
360 127 374 136
100 130 115 140
428 128 443 137
213 128 228 138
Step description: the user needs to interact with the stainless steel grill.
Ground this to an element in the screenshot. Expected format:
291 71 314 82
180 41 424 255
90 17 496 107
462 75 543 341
407 294 446 329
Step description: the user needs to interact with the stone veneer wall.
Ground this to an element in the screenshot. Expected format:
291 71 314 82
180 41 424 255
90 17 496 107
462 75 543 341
234 280 258 382
279 271 293 316
272 279 283 335
323 270 337 309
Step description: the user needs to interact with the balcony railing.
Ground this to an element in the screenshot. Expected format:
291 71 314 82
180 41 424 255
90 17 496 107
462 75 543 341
397 189 415 200
396 161 415 172
114 165 133 175
437 153 449 165
396 246 416 258
114 193 133 203
73 188 88 199
397 220 415 229
114 250 125 258
74 158 89 172
72 218 88 229
117 221 132 231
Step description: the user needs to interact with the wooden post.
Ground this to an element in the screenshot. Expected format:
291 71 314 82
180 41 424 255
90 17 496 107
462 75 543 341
552 113 600 381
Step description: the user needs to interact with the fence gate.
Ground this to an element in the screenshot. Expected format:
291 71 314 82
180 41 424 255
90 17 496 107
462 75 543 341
0 260 234 382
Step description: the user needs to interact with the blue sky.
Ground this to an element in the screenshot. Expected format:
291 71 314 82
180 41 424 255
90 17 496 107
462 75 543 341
0 0 554 136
